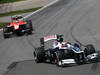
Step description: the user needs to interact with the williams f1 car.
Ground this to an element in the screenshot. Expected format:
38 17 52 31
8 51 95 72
33 34 99 67
3 15 33 38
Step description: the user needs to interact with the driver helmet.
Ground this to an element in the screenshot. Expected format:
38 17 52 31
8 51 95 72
57 37 63 43
56 34 64 42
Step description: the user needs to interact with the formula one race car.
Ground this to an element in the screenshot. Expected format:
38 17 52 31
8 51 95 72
33 34 99 67
3 15 33 38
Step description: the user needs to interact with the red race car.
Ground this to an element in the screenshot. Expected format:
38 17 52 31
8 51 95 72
3 15 33 38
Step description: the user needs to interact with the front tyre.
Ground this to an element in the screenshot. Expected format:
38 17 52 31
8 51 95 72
75 53 86 65
84 44 96 56
33 47 45 63
3 27 10 39
55 50 63 67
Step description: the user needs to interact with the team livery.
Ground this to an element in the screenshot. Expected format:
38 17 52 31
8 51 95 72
3 15 33 38
33 34 99 67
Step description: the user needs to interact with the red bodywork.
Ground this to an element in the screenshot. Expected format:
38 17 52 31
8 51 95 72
7 20 27 30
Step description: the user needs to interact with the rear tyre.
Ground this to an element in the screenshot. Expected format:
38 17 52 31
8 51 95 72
26 20 33 35
84 44 96 56
55 50 63 67
33 47 45 63
3 27 10 39
27 30 32 35
3 34 10 39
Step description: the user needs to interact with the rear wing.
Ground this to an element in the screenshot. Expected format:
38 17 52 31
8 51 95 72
44 35 57 42
11 15 23 21
40 34 63 48
40 35 57 48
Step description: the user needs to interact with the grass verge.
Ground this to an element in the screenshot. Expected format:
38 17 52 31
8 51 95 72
0 0 23 4
0 7 42 17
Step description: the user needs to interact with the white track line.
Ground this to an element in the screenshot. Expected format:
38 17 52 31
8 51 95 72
23 0 60 19
0 0 59 31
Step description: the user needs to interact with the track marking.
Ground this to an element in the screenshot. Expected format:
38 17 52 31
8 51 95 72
0 0 60 32
23 0 60 19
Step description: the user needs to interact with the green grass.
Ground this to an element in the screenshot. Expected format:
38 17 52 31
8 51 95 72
0 22 8 28
0 0 23 4
0 7 42 17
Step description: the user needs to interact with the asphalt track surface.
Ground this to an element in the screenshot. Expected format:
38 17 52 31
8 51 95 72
0 0 100 75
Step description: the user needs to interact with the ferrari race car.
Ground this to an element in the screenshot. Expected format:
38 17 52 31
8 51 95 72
33 34 99 67
3 15 33 38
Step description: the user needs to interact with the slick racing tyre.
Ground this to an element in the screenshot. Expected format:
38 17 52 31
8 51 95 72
55 50 63 67
3 27 10 39
75 53 86 65
84 44 96 56
27 30 32 35
3 33 10 39
26 20 33 35
33 47 45 63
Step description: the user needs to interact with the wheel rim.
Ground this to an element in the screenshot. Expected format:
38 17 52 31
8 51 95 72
58 61 62 66
55 52 62 66
34 52 37 61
